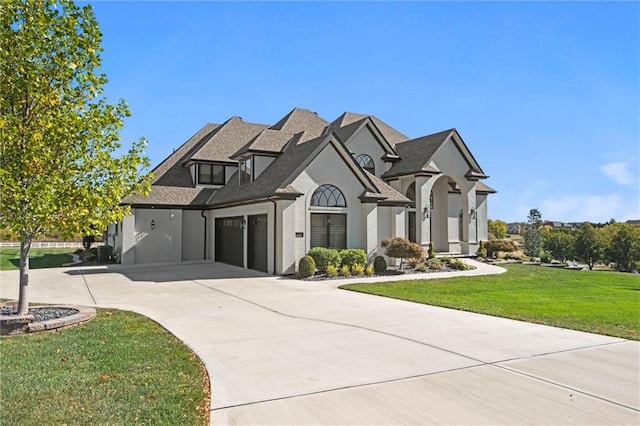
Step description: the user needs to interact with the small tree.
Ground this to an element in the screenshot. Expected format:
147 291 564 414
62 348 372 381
0 0 151 315
606 224 640 271
575 223 604 270
381 237 424 270
523 209 543 258
488 219 508 239
542 230 576 263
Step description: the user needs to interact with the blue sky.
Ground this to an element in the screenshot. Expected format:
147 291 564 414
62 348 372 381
86 1 638 223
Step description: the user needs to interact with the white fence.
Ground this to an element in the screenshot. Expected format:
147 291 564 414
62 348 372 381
0 241 104 249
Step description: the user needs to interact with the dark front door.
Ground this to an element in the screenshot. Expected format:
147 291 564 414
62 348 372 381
215 216 244 267
408 211 416 243
248 214 268 272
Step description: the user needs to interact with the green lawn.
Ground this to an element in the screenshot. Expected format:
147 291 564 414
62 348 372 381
0 247 76 270
0 309 210 425
341 264 640 340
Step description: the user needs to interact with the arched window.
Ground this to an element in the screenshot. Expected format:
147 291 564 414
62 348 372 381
405 182 415 201
356 154 375 174
310 184 346 207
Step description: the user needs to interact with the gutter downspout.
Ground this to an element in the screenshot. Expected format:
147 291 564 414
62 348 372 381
268 196 277 275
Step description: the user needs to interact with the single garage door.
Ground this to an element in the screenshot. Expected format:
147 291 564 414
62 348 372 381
215 216 244 267
248 214 268 272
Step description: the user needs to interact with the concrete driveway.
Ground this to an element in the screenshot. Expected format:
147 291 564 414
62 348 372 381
1 260 638 425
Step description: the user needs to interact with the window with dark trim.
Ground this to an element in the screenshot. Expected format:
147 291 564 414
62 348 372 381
356 154 375 174
310 213 347 249
310 184 346 207
239 157 252 186
198 163 225 185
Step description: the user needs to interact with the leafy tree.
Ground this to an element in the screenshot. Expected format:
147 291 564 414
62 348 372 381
381 237 424 270
0 0 150 315
574 223 604 270
606 223 640 271
523 209 543 258
542 230 575 263
487 219 508 239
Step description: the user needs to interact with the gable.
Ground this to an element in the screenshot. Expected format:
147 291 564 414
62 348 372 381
430 134 482 179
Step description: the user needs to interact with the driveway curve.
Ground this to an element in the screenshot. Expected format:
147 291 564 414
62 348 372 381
1 260 637 425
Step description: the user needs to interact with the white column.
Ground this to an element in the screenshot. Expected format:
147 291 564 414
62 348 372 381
121 214 135 265
461 180 478 254
363 202 378 261
279 199 297 274
415 175 436 247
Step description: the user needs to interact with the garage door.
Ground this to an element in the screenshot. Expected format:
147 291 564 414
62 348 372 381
215 216 244 267
248 214 268 272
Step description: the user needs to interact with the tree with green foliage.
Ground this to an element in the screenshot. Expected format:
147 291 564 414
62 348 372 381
488 219 508 239
381 237 424 270
523 209 543 258
574 223 604 270
606 223 640 272
0 0 150 315
542 229 576 263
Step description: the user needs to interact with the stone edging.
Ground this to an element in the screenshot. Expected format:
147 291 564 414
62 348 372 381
28 305 97 332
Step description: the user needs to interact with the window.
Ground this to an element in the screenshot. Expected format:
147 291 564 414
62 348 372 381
310 184 346 207
311 213 346 249
198 164 225 185
239 157 252 186
356 154 375 174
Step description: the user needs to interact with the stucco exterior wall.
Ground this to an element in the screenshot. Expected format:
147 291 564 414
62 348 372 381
182 210 205 261
292 143 368 253
254 155 275 179
344 126 386 178
129 208 183 264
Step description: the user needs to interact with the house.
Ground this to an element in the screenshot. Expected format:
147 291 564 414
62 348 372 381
108 108 495 274
507 223 522 235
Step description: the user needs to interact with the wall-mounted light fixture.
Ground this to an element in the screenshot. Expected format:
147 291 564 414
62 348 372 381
470 208 477 219
150 219 156 230
241 219 247 229
423 206 430 219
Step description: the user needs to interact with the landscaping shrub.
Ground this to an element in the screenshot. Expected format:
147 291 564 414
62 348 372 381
415 263 428 272
407 257 421 268
381 237 424 270
485 239 518 257
339 249 367 268
428 242 436 259
540 251 552 263
340 264 351 277
373 256 387 273
352 264 365 277
325 264 338 278
365 263 375 276
477 240 487 258
447 258 471 270
425 258 444 270
298 255 316 278
307 247 341 273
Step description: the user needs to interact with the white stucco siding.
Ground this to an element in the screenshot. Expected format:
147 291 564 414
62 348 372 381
431 139 474 179
132 208 183 264
182 210 205 261
291 143 368 254
345 126 387 177
448 193 463 241
477 194 489 241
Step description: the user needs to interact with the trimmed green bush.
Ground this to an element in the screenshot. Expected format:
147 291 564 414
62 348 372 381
446 258 472 270
477 240 487 258
339 249 367 268
308 247 341 273
373 255 387 273
485 239 518 257
298 255 316 278
540 251 552 263
428 242 436 259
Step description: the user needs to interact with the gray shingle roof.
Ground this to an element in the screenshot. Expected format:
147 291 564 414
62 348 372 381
365 172 411 205
190 117 268 162
383 129 454 179
270 108 329 137
328 112 409 145
124 185 217 207
231 129 296 158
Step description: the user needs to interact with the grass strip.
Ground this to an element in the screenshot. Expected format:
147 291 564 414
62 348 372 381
0 247 77 270
0 309 209 425
341 264 640 340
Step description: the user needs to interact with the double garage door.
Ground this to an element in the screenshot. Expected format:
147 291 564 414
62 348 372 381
215 215 268 272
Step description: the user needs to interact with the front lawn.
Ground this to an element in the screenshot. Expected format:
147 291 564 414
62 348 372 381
341 264 640 340
0 309 210 425
0 247 76 270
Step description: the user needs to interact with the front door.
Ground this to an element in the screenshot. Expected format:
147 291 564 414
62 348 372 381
248 214 268 272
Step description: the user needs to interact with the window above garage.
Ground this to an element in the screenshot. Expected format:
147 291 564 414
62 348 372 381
197 163 225 185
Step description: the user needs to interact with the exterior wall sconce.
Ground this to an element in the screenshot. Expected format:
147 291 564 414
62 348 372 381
241 219 247 229
470 208 477 219
423 206 430 219
150 219 156 230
